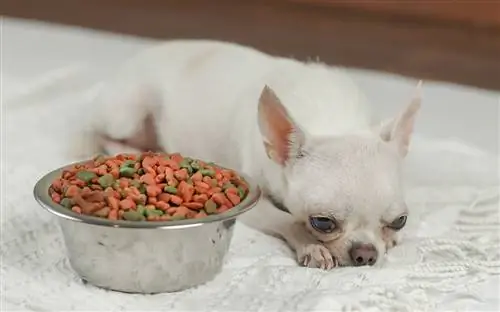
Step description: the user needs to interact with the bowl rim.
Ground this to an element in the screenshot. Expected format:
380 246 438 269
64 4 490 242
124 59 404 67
33 159 262 229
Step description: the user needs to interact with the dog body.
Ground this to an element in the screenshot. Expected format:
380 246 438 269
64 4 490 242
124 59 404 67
82 40 420 269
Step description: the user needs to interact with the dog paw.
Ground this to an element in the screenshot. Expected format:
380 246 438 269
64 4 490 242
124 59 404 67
297 244 337 270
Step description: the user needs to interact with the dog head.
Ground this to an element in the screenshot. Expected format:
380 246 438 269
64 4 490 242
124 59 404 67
257 83 421 267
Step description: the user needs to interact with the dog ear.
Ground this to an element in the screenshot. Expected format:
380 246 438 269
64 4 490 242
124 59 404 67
378 81 422 157
257 85 305 166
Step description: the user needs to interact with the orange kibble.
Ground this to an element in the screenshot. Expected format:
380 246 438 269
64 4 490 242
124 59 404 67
110 168 120 179
148 197 158 205
184 202 204 210
108 209 118 220
65 185 80 198
169 195 183 206
191 171 203 182
107 196 120 210
217 205 230 213
119 198 136 210
140 173 156 185
146 185 162 197
164 159 180 170
167 178 179 187
156 165 166 175
51 179 63 192
142 156 158 168
227 192 241 205
158 193 171 203
119 179 129 188
221 170 233 179
71 206 82 214
90 184 103 191
70 179 86 187
225 187 239 195
145 166 156 175
159 215 171 221
212 192 227 206
167 207 177 214
174 205 190 217
81 187 92 196
195 186 208 195
178 181 194 202
174 169 189 181
193 194 209 203
194 181 210 190
128 187 141 197
170 153 183 163
156 201 170 211
155 173 166 183
207 187 222 197
164 167 175 180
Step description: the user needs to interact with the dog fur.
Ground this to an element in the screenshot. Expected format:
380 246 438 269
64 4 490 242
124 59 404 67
74 40 422 270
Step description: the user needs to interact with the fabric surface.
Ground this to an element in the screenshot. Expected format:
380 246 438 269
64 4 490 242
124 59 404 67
3 68 500 312
2 29 500 310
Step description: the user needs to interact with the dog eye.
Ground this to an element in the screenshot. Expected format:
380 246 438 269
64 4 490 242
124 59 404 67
388 215 407 230
309 216 336 233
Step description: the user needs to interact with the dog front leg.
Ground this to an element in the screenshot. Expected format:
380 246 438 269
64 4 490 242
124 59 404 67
239 197 336 270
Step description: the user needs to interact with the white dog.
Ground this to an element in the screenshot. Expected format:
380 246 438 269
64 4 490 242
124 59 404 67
75 40 422 270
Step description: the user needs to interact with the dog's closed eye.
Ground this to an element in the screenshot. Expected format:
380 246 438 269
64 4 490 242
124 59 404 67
386 215 407 231
309 216 337 233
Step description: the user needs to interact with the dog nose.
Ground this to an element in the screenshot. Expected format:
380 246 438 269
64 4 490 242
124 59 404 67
349 243 378 266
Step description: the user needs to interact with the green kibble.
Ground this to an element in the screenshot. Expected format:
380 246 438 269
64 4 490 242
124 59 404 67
237 186 246 198
76 171 97 182
130 180 141 188
119 166 136 178
200 169 216 177
138 184 147 194
164 186 177 194
112 180 121 190
93 154 106 165
123 211 146 221
222 182 235 191
190 161 200 171
137 168 145 175
204 199 217 214
137 205 146 216
170 215 186 221
145 209 164 217
186 178 194 186
180 159 193 174
122 160 136 167
98 174 115 188
60 198 73 208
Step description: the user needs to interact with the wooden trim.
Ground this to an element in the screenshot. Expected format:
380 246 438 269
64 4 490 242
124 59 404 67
2 0 500 91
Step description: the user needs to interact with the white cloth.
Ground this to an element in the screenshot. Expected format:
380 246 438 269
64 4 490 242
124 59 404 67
2 19 500 312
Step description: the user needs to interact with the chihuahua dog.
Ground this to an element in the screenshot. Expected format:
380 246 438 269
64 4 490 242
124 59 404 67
75 40 421 270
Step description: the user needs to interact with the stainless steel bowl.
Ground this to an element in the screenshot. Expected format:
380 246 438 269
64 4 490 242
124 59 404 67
33 160 261 294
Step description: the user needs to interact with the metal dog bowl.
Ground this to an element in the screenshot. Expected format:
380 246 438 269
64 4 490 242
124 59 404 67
33 160 261 294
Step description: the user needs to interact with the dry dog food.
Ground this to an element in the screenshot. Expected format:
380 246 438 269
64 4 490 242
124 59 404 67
49 152 249 221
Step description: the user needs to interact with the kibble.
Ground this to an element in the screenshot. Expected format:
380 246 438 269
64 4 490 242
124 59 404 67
49 152 249 221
